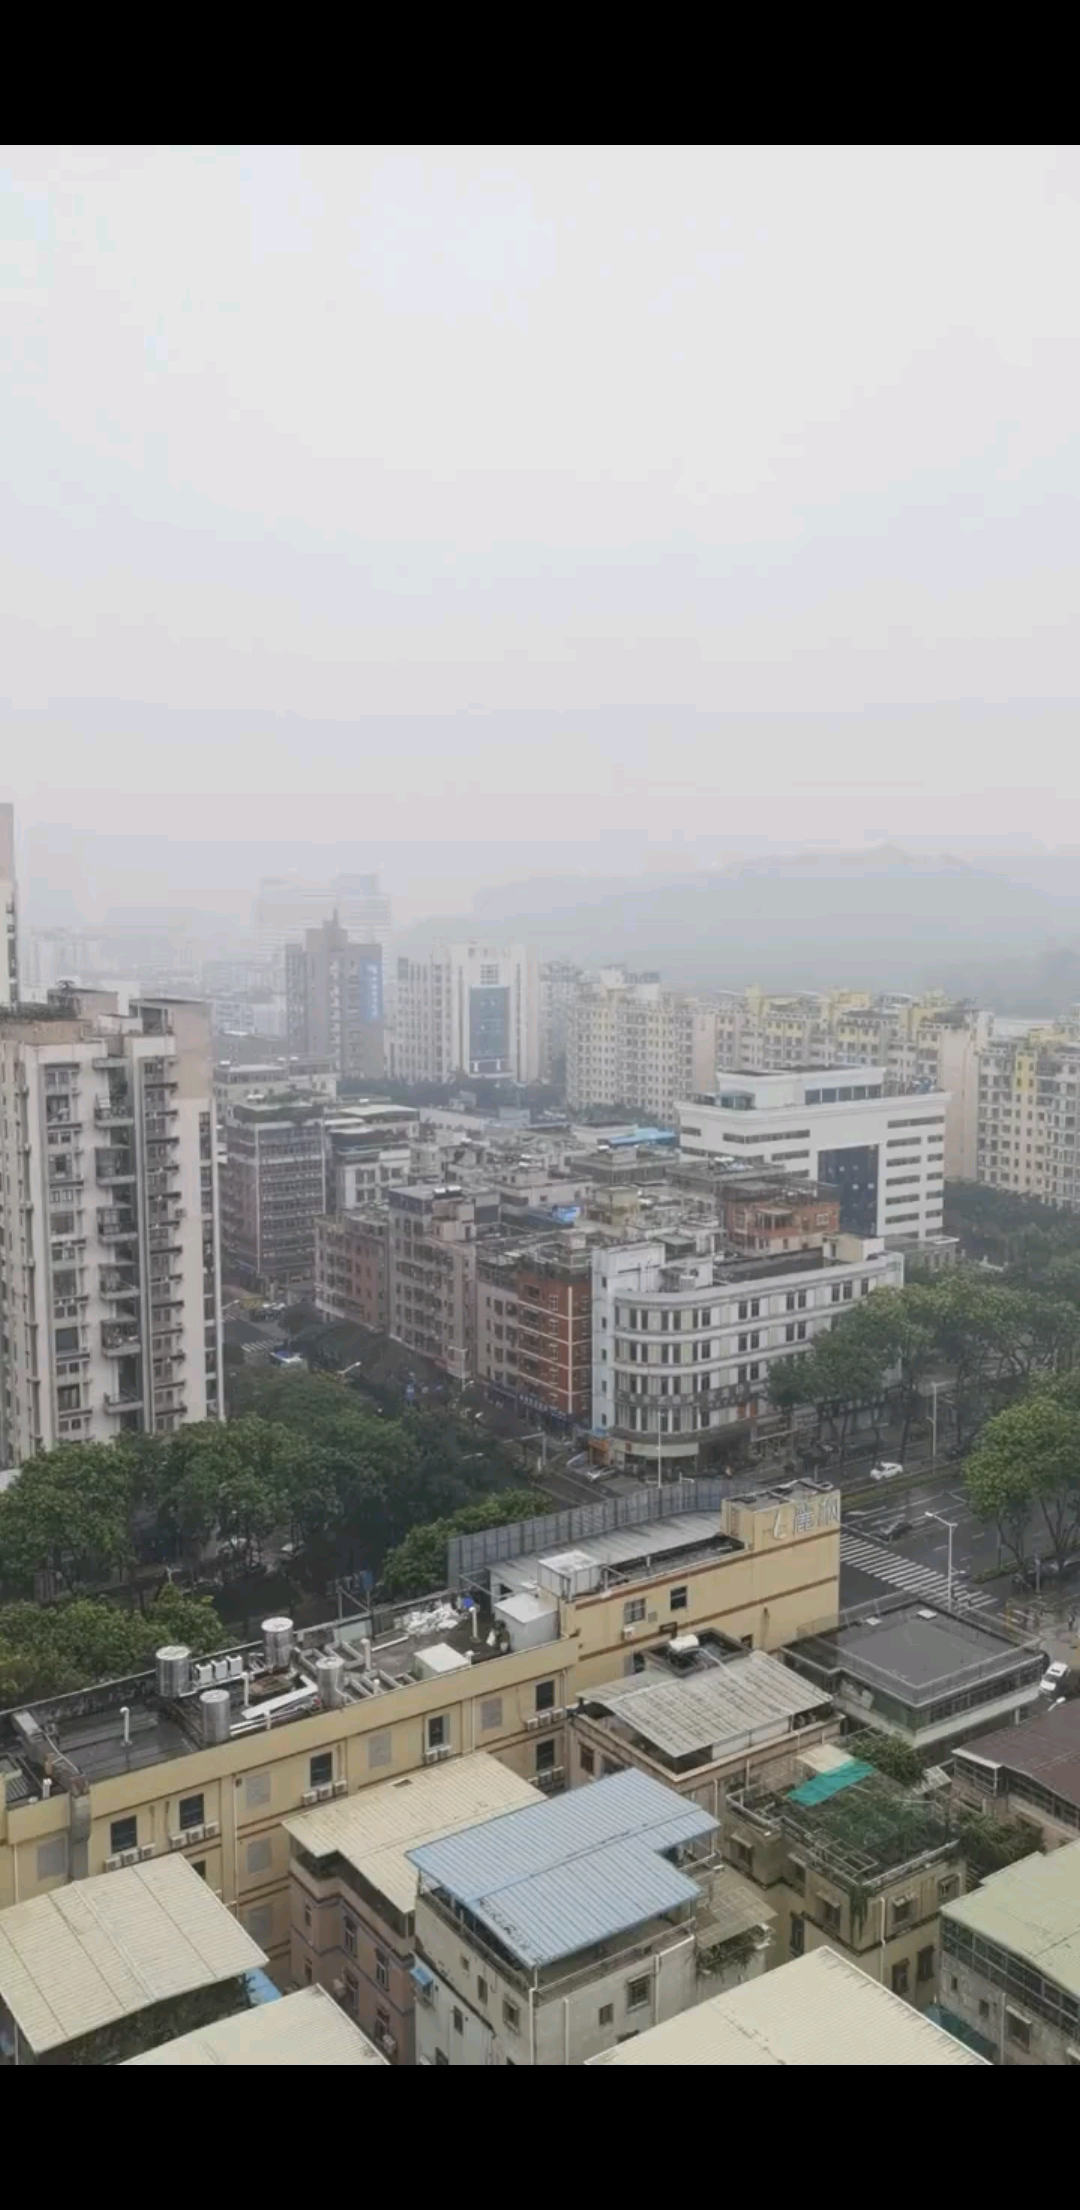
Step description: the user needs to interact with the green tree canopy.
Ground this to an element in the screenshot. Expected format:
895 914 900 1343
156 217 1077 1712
0 1586 223 1705
965 1371 1080 1568
378 1490 540 1600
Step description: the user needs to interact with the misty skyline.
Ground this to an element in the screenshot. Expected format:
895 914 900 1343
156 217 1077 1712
2 144 1078 898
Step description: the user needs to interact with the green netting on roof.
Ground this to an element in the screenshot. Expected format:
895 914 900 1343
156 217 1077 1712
787 1760 875 1806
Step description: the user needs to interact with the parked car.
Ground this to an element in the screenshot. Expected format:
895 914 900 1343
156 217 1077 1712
1041 1661 1069 1695
869 1460 904 1482
882 1518 914 1542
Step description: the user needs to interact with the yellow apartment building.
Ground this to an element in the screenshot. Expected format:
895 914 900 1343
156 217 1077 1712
0 1479 840 1987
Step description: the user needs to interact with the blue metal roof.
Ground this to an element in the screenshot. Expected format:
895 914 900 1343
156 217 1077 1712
407 1770 716 1968
786 1760 875 1807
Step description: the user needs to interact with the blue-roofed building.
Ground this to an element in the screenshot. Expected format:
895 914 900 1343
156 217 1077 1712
407 1770 775 2066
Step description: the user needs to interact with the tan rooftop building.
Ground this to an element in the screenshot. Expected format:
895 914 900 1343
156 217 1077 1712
126 1982 386 2065
939 1840 1080 2065
283 1750 538 2062
589 1945 986 2065
0 1853 265 2065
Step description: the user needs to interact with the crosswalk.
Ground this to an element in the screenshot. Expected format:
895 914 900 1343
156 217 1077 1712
840 1533 995 1614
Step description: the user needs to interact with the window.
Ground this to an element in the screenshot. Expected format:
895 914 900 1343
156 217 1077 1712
820 1899 841 1933
192 1860 207 1880
481 1697 503 1730
178 1792 204 1832
427 1715 446 1749
891 1960 910 1998
892 1897 913 1930
917 1946 935 1985
110 1816 137 1855
246 1905 272 1947
535 1679 555 1712
310 1752 333 1790
503 1998 521 2033
453 2006 464 2035
304 1960 313 1984
789 1912 805 1956
580 1746 595 1775
247 1836 272 1874
938 1874 959 1902
1006 2010 1031 2049
367 1731 392 1769
669 1585 688 1612
477 1976 488 2004
599 2003 614 2026
342 1912 357 1957
245 1770 270 1809
623 1597 646 1625
626 1976 650 2010
36 1837 67 1882
978 1999 990 2021
536 1739 556 1774
303 1902 312 1932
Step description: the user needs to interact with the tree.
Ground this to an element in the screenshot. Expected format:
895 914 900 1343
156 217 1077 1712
965 1374 1080 1570
156 1418 322 1568
845 1729 924 1786
0 1440 150 1596
0 1586 223 1705
378 1491 540 1600
955 1811 1041 1885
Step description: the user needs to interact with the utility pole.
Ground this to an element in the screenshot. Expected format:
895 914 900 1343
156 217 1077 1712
924 1509 957 1609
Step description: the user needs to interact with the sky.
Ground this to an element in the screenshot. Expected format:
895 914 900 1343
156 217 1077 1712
2 144 1079 889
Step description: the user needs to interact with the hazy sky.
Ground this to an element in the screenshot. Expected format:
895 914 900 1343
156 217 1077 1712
2 144 1079 869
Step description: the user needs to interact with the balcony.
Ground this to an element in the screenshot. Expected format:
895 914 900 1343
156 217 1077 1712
100 1266 139 1296
96 1150 136 1185
148 1227 182 1254
98 1209 138 1240
102 1321 142 1353
104 1389 143 1414
144 1115 179 1141
94 1099 134 1126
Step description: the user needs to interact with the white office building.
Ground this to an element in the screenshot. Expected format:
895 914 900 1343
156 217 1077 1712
677 1067 947 1243
591 1232 904 1469
393 942 539 1087
0 988 223 1467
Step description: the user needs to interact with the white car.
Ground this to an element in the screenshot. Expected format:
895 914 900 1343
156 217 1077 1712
1040 1661 1069 1695
869 1460 904 1483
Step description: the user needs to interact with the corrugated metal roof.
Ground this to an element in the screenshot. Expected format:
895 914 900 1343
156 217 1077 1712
503 1512 729 1578
955 1701 1080 1811
281 1751 539 1916
0 1855 266 2054
941 1837 1080 1997
589 1947 987 2066
594 1652 832 1762
408 1769 716 1967
125 1985 387 2066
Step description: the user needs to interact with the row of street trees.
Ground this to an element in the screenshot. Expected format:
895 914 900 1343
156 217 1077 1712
0 1369 533 1635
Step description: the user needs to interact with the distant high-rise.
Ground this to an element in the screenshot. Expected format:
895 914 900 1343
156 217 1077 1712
392 942 539 1086
0 989 222 1468
253 873 392 960
285 916 385 1081
1 803 18 1010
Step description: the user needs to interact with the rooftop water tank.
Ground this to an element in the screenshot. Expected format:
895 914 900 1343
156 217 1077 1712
262 1616 293 1671
155 1645 191 1699
316 1653 346 1709
200 1688 231 1745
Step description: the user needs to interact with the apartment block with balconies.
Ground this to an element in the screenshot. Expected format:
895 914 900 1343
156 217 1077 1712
0 987 221 1465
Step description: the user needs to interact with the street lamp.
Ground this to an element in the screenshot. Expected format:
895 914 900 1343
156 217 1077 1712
924 1509 958 1610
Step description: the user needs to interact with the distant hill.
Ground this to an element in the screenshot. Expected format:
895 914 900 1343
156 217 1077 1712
397 844 1080 999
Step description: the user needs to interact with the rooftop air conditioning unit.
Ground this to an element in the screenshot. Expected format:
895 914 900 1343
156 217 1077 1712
333 1779 348 1797
525 1715 540 1731
316 1783 334 1802
377 2029 397 2058
331 1977 346 1999
301 1787 318 1805
203 1819 221 1839
105 1853 122 1872
121 1849 139 1867
139 1843 154 1861
621 1625 639 1640
169 1831 186 1850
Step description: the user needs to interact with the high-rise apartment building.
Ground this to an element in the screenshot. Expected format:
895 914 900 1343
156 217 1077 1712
677 1067 947 1242
566 969 719 1122
253 873 392 960
538 958 584 1083
285 916 385 1081
975 1031 1080 1206
1 803 18 1011
387 1181 499 1375
392 943 539 1087
219 1095 327 1292
0 989 222 1468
